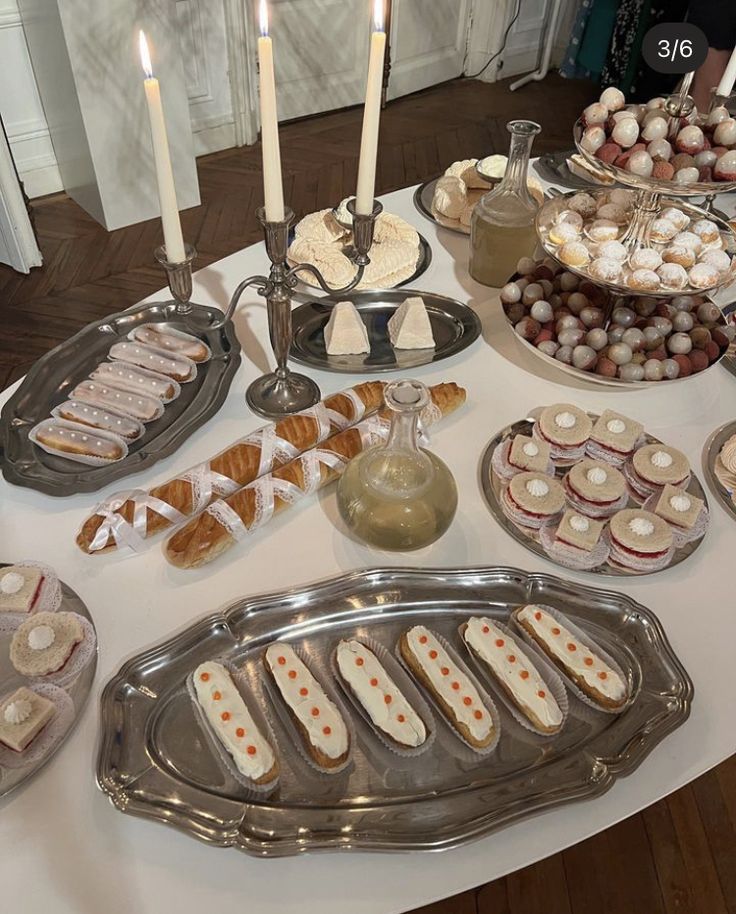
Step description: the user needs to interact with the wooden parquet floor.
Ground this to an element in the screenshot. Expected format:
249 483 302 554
3 74 736 914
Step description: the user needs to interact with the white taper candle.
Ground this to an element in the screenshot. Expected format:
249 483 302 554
716 43 736 99
355 0 387 215
257 0 285 222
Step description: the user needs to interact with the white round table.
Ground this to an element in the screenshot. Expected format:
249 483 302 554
1 171 735 914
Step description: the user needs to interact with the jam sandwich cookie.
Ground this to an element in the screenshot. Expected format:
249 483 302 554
191 661 278 786
129 323 211 363
540 509 610 571
399 625 496 750
53 400 145 442
461 617 564 735
625 443 691 502
9 612 87 678
649 484 708 546
514 604 629 711
533 404 593 463
264 643 350 771
607 509 674 572
492 434 553 480
563 458 628 519
0 686 55 753
108 341 196 383
0 566 46 613
586 409 644 466
89 362 180 402
335 639 428 750
502 472 566 529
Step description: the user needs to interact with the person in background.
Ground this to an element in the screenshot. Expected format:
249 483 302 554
689 1 736 111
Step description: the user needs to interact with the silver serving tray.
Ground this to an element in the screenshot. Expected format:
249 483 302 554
290 234 432 291
702 420 736 520
289 289 481 373
1 564 97 798
536 150 597 191
413 177 469 235
97 566 692 856
0 301 241 496
480 412 708 577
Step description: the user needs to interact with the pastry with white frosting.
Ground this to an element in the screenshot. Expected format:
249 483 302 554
192 661 278 785
9 612 84 677
514 605 629 711
323 301 370 355
54 400 144 441
564 458 628 519
387 296 435 349
461 617 563 734
587 409 644 465
502 471 566 529
71 380 163 423
534 404 593 463
109 342 196 383
399 625 496 749
265 643 349 769
608 508 674 571
626 443 690 502
508 434 552 474
335 639 427 749
130 324 211 363
653 484 705 530
0 566 44 613
89 362 178 402
0 687 55 752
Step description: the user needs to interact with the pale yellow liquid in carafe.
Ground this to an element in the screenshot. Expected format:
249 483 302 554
469 220 537 287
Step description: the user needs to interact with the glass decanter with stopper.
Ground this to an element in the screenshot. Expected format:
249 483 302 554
336 379 457 551
470 119 542 287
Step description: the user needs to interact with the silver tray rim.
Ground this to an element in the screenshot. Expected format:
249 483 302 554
479 412 709 577
288 288 482 374
702 420 736 520
1 563 98 799
0 301 241 496
96 564 693 856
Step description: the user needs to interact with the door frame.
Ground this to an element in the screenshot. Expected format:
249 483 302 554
0 118 41 273
223 0 260 146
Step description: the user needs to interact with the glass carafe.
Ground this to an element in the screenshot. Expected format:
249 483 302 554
336 379 457 551
470 119 542 287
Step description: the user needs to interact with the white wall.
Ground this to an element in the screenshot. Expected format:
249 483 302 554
0 0 235 198
498 0 578 79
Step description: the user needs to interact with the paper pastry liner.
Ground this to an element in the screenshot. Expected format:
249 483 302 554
93 361 183 403
0 683 74 770
29 419 129 467
510 604 634 715
128 326 212 365
187 663 280 795
261 643 355 776
501 485 562 532
585 435 646 468
50 402 146 442
563 477 629 520
458 619 569 739
3 560 63 614
110 342 197 384
603 527 676 574
490 439 555 482
622 459 692 505
11 614 97 689
538 521 611 571
395 630 501 758
531 425 588 465
642 492 709 547
331 635 436 759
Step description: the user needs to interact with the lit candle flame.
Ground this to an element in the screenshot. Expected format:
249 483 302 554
373 0 384 32
259 0 269 37
139 30 153 79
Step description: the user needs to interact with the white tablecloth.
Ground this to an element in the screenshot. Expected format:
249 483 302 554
1 173 735 914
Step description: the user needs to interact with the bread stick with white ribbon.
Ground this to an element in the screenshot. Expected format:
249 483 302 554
164 382 466 568
76 382 385 554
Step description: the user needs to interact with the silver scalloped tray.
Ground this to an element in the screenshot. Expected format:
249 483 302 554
0 301 241 496
97 566 692 856
703 420 736 520
1 564 97 799
289 289 481 373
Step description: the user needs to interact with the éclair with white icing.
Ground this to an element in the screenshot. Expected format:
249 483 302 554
192 661 277 784
264 643 349 768
515 605 628 710
400 625 495 748
462 617 563 734
335 639 427 748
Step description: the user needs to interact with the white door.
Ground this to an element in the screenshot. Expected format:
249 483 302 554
0 122 41 272
387 0 471 100
268 0 373 121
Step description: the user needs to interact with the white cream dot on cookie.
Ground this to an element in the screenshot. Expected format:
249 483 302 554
586 467 607 485
526 478 549 497
569 515 590 532
607 419 626 434
554 411 576 429
629 517 654 536
651 450 673 468
669 494 691 512
522 442 539 457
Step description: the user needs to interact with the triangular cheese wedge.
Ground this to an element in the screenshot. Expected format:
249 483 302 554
324 301 370 355
387 297 435 349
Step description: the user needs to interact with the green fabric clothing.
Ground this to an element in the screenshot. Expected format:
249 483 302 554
577 0 619 76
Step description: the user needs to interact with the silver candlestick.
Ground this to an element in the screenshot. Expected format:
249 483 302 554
219 199 382 419
155 243 198 316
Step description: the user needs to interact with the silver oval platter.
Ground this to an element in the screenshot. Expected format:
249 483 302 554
0 563 97 798
480 412 709 577
289 289 481 373
703 420 736 520
290 233 432 291
0 301 241 496
413 177 469 235
97 565 691 856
